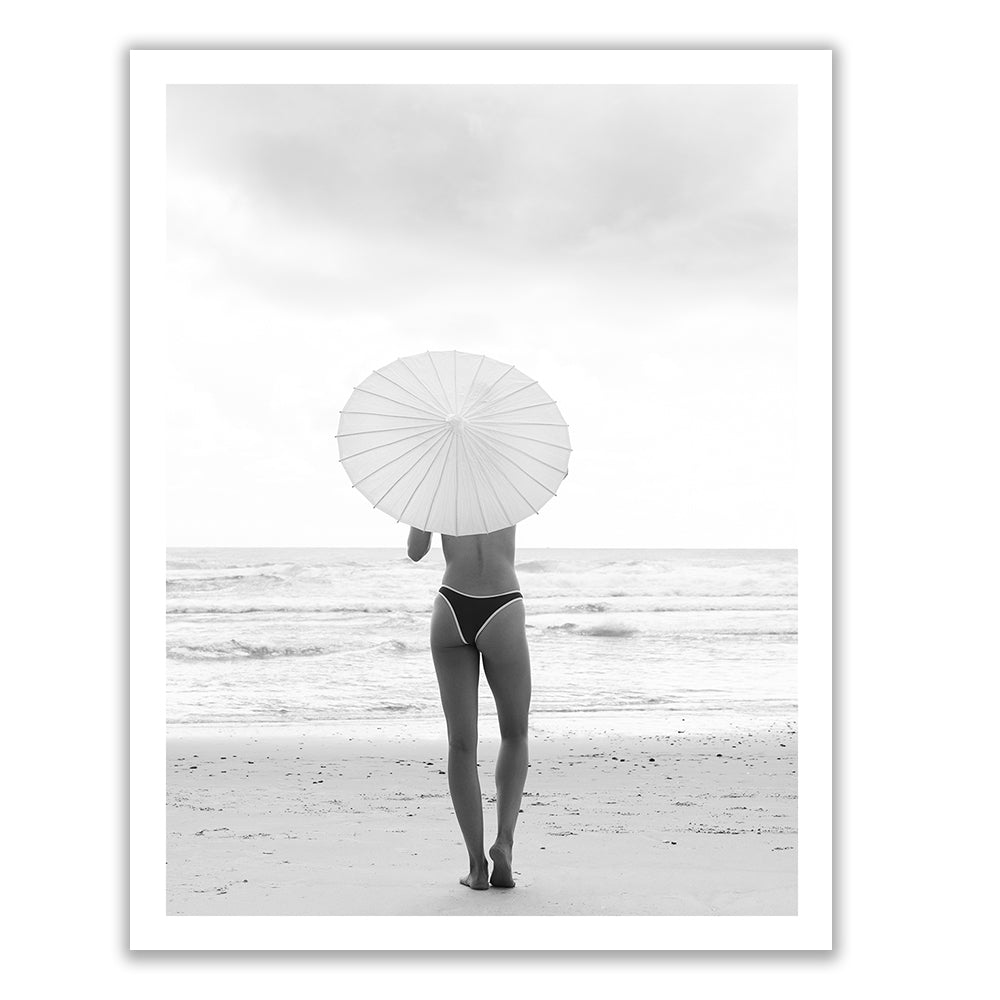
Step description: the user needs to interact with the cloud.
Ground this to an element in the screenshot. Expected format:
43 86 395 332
165 84 797 547
168 85 795 299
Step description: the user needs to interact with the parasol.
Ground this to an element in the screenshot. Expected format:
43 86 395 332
337 350 570 536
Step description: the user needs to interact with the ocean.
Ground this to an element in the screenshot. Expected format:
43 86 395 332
166 548 797 734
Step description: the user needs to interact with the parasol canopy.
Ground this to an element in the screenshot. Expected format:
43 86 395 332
337 350 570 536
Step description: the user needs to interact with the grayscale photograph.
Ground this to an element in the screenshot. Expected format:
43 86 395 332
165 82 799 916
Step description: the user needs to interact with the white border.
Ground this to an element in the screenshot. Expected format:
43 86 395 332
130 49 831 950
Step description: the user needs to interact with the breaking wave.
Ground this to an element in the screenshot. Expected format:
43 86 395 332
168 640 342 662
165 547 798 726
545 622 640 637
166 604 401 616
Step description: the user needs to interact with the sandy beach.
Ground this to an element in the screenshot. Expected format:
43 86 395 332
166 550 797 915
167 717 796 916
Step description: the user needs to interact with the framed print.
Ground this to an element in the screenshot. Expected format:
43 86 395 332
130 48 832 950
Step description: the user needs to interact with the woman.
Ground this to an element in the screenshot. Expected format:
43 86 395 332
407 524 530 890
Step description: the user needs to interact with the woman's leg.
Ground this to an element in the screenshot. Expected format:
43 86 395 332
477 600 531 888
431 595 488 889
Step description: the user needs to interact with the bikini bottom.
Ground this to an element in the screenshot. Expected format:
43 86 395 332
437 585 523 648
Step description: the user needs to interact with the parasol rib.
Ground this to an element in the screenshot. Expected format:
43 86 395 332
427 351 454 414
388 359 450 413
352 386 444 419
480 399 558 419
351 428 448 489
340 425 444 464
462 426 539 514
462 428 515 527
337 423 444 438
373 369 446 415
465 380 539 419
465 363 515 414
473 433 558 497
399 355 450 414
474 419 569 428
420 434 455 532
339 411 440 422
373 430 450 507
473 426 569 474
467 425 572 451
458 432 490 534
397 432 453 523
457 353 487 414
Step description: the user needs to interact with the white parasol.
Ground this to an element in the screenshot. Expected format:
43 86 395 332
337 350 571 536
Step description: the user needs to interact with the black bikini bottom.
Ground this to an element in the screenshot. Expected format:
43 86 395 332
437 585 523 647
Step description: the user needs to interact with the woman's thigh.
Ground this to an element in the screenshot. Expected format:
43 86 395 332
476 600 531 739
431 594 481 746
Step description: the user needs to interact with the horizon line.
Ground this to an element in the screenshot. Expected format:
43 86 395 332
166 543 798 552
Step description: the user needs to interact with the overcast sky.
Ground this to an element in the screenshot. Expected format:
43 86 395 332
166 85 796 548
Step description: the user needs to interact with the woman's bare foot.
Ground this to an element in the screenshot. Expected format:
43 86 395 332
489 842 515 888
460 861 490 890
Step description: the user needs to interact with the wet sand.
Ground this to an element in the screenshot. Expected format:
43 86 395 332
167 719 796 915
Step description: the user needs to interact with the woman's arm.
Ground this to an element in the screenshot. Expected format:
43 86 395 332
407 527 432 562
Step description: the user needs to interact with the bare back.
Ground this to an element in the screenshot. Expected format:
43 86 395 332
440 526 519 595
